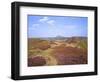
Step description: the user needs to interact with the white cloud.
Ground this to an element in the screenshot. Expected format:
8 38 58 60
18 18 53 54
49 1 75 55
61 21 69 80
32 24 39 27
39 17 49 22
47 20 55 25
39 17 56 27
63 25 77 30
30 24 39 30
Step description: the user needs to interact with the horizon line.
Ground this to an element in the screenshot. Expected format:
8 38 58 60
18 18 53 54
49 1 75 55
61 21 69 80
28 36 87 38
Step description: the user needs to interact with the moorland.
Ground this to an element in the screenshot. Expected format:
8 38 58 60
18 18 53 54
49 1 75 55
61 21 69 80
28 36 87 66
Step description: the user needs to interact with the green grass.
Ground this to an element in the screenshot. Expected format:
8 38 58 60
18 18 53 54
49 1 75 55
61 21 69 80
77 40 87 50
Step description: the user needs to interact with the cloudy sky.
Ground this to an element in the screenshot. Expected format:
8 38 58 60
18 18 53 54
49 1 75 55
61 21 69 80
28 15 88 38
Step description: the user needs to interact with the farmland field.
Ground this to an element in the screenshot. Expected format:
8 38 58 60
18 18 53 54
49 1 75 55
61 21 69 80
28 37 88 66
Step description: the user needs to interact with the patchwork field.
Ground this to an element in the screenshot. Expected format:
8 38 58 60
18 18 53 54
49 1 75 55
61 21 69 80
28 37 87 66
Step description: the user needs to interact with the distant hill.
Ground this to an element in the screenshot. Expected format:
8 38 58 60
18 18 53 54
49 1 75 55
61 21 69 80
65 37 87 44
34 36 67 40
29 36 87 41
67 37 87 41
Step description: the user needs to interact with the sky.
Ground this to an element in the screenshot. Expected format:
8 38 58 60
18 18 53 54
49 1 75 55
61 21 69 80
28 15 88 38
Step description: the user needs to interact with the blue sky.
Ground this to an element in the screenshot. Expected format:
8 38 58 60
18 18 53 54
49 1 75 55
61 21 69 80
28 15 88 38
